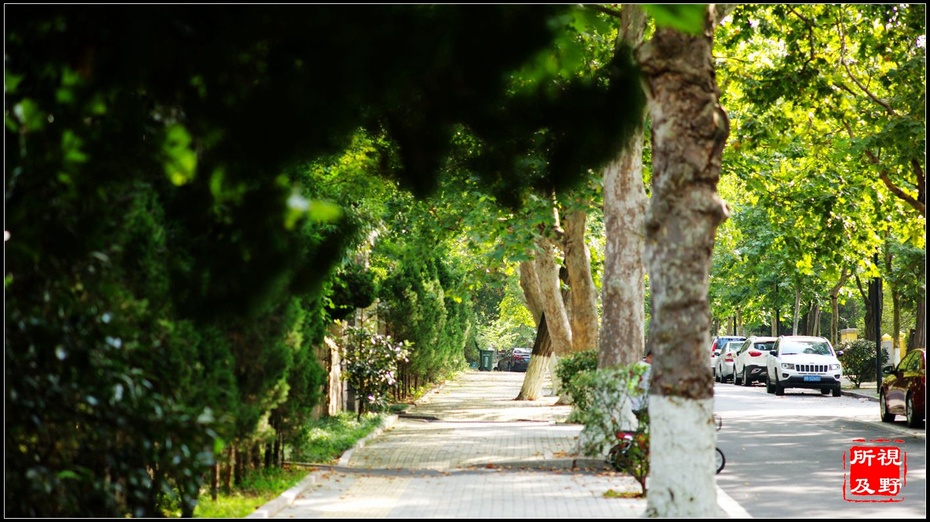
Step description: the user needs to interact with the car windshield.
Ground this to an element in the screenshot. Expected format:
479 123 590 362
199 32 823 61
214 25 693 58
780 340 833 356
755 342 775 351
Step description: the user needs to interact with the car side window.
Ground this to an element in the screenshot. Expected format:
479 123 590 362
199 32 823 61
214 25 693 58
901 351 920 372
738 340 750 354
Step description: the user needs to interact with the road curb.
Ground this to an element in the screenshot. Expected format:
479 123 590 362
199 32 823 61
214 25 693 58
842 389 879 402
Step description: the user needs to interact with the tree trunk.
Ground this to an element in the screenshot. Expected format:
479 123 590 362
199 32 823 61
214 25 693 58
534 237 573 357
638 4 731 516
599 4 648 369
517 313 554 400
792 288 801 335
563 207 600 353
519 260 545 323
857 275 877 341
516 259 549 400
211 463 219 500
829 266 850 346
808 302 821 337
915 295 926 349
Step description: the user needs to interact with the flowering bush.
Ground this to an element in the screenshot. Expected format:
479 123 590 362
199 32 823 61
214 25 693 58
340 326 411 419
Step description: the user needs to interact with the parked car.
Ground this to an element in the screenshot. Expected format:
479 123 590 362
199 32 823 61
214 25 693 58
765 335 843 396
710 335 746 377
714 340 742 383
879 348 925 428
733 336 778 386
496 348 531 372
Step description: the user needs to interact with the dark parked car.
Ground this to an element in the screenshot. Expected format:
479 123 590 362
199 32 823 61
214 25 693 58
880 348 925 428
496 348 531 372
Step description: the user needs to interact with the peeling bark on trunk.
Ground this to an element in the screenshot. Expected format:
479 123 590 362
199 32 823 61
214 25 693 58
516 238 573 402
599 4 648 370
519 260 545 324
535 238 573 357
563 208 600 353
639 5 730 517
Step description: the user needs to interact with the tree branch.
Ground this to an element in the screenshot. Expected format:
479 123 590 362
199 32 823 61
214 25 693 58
911 158 925 208
880 170 925 216
587 4 621 19
843 120 926 215
836 11 897 116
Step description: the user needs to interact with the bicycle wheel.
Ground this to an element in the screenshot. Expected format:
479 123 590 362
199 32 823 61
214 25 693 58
715 447 726 474
607 441 631 472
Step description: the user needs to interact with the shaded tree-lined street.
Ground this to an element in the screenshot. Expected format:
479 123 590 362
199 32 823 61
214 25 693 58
5 4 924 518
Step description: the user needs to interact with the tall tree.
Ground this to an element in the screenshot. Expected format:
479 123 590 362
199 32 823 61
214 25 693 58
599 4 650 369
639 4 734 517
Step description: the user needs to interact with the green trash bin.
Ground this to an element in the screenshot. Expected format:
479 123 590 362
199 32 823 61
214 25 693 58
478 349 494 371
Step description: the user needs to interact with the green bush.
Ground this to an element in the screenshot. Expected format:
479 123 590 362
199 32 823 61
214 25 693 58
839 339 889 388
575 365 649 455
554 349 598 419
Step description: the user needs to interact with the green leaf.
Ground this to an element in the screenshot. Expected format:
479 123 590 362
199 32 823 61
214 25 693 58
162 124 198 186
306 200 342 222
644 4 707 35
62 130 88 164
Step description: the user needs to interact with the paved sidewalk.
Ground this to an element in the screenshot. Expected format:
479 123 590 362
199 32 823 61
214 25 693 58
251 370 748 519
841 379 880 402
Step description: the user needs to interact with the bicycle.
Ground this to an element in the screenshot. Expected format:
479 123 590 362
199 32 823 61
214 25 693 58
608 411 725 477
606 408 650 493
714 413 726 474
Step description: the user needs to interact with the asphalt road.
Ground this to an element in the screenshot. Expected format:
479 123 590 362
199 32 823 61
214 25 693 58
713 380 925 518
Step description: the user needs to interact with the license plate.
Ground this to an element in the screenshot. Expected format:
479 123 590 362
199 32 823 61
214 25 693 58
803 375 821 382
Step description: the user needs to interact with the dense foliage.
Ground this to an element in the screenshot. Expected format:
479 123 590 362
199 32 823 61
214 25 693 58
709 4 925 343
554 348 599 419
838 339 890 388
4 4 923 517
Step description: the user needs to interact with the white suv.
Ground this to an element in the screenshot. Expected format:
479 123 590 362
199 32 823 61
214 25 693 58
734 336 777 386
766 336 843 396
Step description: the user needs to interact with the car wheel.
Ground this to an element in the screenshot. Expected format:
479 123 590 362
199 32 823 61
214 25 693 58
880 391 895 423
820 387 830 395
765 376 775 394
832 385 841 397
905 393 923 428
774 377 785 396
734 370 743 385
743 373 752 387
